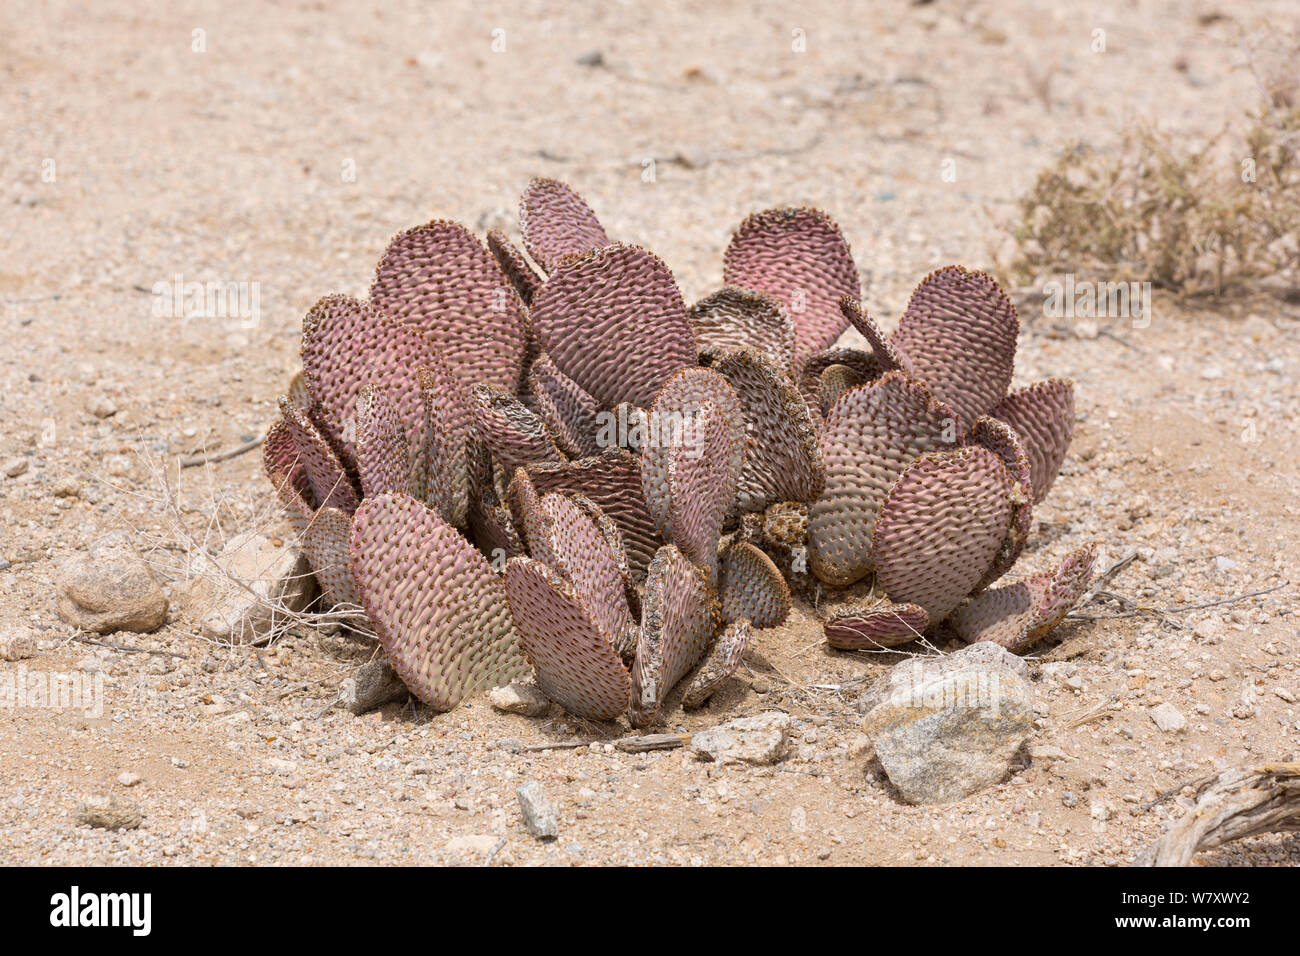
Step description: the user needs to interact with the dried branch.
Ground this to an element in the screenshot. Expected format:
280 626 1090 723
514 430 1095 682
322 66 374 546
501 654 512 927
1137 762 1300 866
179 436 264 469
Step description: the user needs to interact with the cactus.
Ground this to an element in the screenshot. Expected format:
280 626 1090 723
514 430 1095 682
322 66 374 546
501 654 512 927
802 266 1092 650
263 176 1096 721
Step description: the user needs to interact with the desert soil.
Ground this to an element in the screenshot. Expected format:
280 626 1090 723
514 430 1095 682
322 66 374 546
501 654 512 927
2 0 1298 866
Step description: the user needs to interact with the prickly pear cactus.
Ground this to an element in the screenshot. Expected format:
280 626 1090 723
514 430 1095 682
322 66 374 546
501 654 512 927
263 175 1096 722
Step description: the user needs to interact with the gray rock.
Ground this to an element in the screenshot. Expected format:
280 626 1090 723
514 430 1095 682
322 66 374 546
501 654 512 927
88 395 117 419
0 628 38 661
1149 702 1187 733
76 794 142 830
2 457 28 478
690 712 792 765
1027 743 1072 765
184 532 313 643
51 476 81 498
56 532 169 634
488 682 550 717
856 642 1030 714
338 659 408 715
516 781 559 839
859 643 1035 805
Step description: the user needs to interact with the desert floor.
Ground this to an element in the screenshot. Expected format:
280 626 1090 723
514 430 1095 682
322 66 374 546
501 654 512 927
2 0 1298 865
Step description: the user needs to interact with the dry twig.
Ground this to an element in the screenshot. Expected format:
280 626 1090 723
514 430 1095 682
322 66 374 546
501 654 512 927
1137 762 1300 866
178 436 264 469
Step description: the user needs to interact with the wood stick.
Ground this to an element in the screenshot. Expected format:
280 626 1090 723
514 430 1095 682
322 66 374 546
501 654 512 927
72 635 187 659
1068 580 1288 621
518 740 593 753
615 733 689 753
517 733 691 754
1137 762 1300 866
179 436 264 469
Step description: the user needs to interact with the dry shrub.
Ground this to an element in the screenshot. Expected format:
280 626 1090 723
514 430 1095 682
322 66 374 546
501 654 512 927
1010 32 1299 297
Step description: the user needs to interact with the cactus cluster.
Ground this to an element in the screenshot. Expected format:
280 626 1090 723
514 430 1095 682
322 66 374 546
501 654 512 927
264 177 1096 722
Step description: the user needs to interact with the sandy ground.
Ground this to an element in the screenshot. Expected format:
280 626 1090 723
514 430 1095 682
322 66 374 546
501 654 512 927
2 0 1298 865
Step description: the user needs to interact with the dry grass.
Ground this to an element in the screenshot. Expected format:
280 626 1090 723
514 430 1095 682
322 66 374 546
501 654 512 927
1009 32 1299 297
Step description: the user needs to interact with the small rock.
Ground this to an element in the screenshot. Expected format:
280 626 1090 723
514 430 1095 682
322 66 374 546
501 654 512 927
1274 687 1297 703
185 532 313 643
338 659 409 715
1062 791 1079 808
56 532 169 634
1214 556 1237 572
88 395 117 418
116 771 142 787
1028 743 1072 764
76 794 142 830
446 834 500 856
1090 798 1112 822
516 781 559 840
2 457 28 478
1193 620 1219 641
858 643 1034 805
1073 320 1099 340
51 476 81 498
488 682 550 717
690 712 792 765
0 629 38 661
1149 702 1187 733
